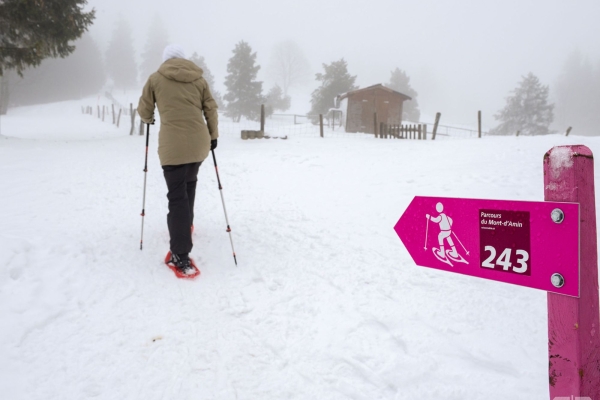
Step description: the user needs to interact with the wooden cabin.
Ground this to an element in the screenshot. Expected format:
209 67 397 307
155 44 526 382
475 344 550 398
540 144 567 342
336 84 411 133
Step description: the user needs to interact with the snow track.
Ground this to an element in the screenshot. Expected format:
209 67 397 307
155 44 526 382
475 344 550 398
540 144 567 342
1 101 600 399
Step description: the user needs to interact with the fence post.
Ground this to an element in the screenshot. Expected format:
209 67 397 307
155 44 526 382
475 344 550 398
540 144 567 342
544 145 600 400
117 109 122 128
516 130 520 137
319 114 324 138
112 104 115 124
139 120 144 136
130 103 135 136
478 110 482 138
566 126 572 137
97 105 100 119
102 105 105 122
374 112 378 138
332 111 335 131
418 124 422 140
423 124 427 140
294 114 297 125
260 104 265 133
431 113 441 140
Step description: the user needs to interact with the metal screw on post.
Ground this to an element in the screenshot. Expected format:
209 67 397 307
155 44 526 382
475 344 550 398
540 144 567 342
551 208 565 224
551 273 565 288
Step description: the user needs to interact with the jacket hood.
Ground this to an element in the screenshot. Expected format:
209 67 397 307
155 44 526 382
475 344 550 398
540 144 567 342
158 58 203 83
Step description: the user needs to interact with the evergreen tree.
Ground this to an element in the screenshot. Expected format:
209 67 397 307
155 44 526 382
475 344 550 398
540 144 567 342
105 17 138 89
8 33 105 106
555 51 600 136
310 59 357 117
139 15 169 81
189 52 223 108
223 41 264 122
386 68 420 122
491 73 554 136
0 0 95 76
265 84 291 114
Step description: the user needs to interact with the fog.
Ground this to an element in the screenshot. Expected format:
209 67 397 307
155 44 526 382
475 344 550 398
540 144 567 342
85 0 600 125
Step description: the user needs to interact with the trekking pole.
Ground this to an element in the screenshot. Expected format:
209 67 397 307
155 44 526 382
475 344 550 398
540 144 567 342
211 149 237 266
140 122 150 250
452 232 470 255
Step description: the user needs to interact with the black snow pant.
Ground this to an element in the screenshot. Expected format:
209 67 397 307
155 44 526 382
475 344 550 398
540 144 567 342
162 162 202 255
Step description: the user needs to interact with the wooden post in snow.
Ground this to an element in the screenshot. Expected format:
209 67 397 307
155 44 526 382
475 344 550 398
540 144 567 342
373 112 378 138
544 145 600 399
566 126 572 137
129 103 135 136
116 109 122 128
478 110 482 138
260 104 265 133
431 112 441 140
112 104 115 124
319 114 324 138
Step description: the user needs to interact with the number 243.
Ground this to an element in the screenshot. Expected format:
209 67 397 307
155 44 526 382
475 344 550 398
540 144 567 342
482 246 529 273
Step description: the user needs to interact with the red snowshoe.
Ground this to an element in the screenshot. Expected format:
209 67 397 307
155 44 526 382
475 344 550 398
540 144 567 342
165 252 200 279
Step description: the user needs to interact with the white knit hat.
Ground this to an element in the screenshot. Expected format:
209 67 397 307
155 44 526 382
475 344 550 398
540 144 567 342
162 44 186 62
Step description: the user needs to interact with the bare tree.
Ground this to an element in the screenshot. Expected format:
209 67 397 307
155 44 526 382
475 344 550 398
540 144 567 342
267 40 310 96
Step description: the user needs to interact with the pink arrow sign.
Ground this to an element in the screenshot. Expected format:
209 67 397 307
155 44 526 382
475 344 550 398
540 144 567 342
394 196 579 297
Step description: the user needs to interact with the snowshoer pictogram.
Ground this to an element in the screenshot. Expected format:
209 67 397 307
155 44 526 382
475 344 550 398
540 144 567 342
425 202 469 267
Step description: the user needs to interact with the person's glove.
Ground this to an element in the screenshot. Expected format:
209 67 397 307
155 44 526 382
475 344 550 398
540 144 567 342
211 139 218 150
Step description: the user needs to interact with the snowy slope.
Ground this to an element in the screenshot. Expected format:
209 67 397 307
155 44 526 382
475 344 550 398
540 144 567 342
1 99 599 399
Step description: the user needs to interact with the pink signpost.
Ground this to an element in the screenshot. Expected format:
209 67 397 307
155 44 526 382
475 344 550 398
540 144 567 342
545 146 600 399
394 145 600 399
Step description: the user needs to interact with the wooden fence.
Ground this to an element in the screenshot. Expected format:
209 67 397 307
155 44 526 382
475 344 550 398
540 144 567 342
376 123 428 139
82 102 142 135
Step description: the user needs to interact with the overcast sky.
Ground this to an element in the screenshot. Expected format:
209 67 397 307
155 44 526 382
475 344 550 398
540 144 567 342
86 0 600 125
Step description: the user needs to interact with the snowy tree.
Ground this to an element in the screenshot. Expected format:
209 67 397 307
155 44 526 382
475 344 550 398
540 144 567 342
139 15 169 81
223 41 264 122
105 17 138 89
265 84 291 114
386 68 420 122
267 40 310 96
490 73 554 136
554 51 600 136
0 0 95 76
7 33 105 107
189 52 223 108
310 58 357 117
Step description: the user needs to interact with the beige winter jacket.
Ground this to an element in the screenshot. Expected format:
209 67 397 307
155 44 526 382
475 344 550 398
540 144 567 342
138 58 218 166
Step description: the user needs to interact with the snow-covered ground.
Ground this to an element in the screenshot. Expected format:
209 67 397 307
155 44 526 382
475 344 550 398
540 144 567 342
1 98 599 399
